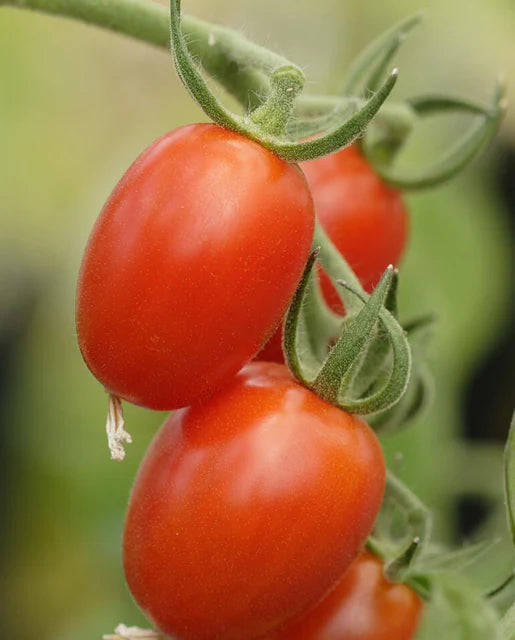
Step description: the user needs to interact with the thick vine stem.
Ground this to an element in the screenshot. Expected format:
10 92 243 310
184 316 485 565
3 0 502 169
0 0 269 109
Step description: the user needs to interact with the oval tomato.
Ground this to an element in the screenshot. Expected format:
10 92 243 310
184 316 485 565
123 362 385 640
268 550 423 640
76 123 314 410
258 144 408 363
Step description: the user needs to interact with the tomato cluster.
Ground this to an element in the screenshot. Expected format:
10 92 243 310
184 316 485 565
77 122 419 639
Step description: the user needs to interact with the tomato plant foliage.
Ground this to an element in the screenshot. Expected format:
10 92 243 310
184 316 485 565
76 123 314 409
123 362 385 640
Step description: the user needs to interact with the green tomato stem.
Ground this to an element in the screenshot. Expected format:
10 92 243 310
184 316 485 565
250 66 304 137
1 0 171 46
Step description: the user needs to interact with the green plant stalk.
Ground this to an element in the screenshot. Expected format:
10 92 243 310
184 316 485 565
1 0 171 47
4 0 501 181
0 0 269 109
0 0 407 127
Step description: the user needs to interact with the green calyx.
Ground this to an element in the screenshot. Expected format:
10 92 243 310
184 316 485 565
367 80 507 190
283 225 411 417
171 3 503 182
369 314 436 432
170 0 397 161
282 221 435 427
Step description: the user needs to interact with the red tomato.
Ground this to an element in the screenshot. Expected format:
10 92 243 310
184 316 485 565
304 144 408 311
123 362 385 640
76 124 314 409
268 551 423 640
258 144 408 363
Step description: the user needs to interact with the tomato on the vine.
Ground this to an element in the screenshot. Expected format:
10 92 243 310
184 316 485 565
304 144 408 308
269 551 423 640
123 362 385 640
258 144 408 363
76 123 314 410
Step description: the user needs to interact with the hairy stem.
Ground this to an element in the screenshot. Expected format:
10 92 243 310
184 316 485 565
0 0 268 109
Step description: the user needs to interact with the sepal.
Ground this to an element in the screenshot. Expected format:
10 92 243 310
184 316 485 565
284 256 411 416
370 314 435 432
367 79 507 189
170 0 397 160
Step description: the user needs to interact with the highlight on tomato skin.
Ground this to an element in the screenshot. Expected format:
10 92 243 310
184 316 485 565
267 550 424 640
258 143 408 363
75 123 315 410
123 362 386 640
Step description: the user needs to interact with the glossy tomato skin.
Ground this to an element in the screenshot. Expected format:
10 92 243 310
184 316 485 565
268 551 423 640
123 362 386 640
303 144 408 313
258 145 408 363
76 124 314 409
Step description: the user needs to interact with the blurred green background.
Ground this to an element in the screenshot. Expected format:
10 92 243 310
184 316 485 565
0 1 513 638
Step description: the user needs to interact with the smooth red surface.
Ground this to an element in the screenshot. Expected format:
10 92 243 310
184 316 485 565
258 145 408 363
76 124 314 409
123 362 386 640
269 551 423 640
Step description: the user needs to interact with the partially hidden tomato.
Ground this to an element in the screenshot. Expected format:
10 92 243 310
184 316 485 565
268 550 423 640
123 362 386 640
304 144 408 308
76 123 314 410
258 144 408 363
